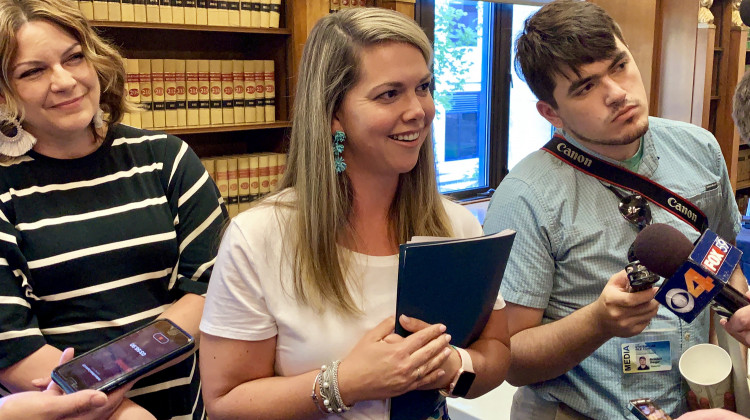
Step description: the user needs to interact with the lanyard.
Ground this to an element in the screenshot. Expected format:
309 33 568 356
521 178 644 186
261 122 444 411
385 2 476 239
542 134 708 233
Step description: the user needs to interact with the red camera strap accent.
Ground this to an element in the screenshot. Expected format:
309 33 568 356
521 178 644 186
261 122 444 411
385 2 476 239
542 135 707 233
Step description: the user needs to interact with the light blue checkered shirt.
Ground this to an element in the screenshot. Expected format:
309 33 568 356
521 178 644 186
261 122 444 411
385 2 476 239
483 117 741 419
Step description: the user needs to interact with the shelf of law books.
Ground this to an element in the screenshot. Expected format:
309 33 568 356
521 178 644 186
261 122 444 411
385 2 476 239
203 152 287 218
121 58 285 133
74 0 283 29
329 0 370 12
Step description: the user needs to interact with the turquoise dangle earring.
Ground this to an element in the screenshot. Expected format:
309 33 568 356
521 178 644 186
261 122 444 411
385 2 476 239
332 130 347 173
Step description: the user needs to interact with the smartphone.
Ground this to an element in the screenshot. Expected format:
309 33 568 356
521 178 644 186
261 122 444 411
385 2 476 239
629 398 672 420
52 319 194 394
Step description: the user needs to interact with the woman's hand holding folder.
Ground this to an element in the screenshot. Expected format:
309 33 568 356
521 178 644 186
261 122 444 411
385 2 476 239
336 315 454 405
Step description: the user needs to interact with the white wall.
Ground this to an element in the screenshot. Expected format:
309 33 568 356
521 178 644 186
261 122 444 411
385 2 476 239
447 382 516 420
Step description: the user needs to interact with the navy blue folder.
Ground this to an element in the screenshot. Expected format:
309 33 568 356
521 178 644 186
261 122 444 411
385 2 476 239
390 229 516 420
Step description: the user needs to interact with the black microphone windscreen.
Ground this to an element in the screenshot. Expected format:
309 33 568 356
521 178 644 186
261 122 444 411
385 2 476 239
741 0 750 27
633 223 693 278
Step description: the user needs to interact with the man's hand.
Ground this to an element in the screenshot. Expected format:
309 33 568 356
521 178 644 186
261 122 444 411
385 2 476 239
720 291 750 346
591 270 659 338
687 390 735 412
676 408 748 420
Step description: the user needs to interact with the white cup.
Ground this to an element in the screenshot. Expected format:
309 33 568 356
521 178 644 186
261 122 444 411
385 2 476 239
678 343 733 408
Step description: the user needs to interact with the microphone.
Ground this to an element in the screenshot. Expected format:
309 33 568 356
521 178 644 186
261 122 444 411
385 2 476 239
741 0 750 27
633 223 750 322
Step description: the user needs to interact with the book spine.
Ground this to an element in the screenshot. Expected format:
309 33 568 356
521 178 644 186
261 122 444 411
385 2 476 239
198 59 211 126
164 59 178 127
269 0 280 28
108 0 121 22
146 0 159 22
243 60 256 123
122 58 132 126
79 0 95 20
209 60 223 125
201 158 216 182
258 154 270 195
151 59 166 128
232 60 245 124
277 153 286 177
183 0 196 24
172 0 184 23
263 59 275 122
248 154 260 201
259 0 269 28
267 153 278 192
133 0 147 21
175 59 187 127
126 58 142 128
227 0 239 26
221 60 235 125
227 157 239 218
138 59 153 128
254 60 265 122
215 159 229 207
239 0 251 27
207 0 219 25
121 0 135 21
217 0 228 26
250 0 260 27
186 59 200 126
93 0 109 21
195 0 207 25
158 0 172 23
238 155 251 211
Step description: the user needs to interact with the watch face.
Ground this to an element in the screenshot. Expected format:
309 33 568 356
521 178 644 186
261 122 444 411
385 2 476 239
451 371 476 397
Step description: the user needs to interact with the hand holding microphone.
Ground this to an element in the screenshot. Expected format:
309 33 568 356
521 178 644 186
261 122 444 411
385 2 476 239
632 224 750 322
593 271 659 339
721 292 750 347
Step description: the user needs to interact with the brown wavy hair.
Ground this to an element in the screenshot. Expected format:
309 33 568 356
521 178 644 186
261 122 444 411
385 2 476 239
0 0 129 132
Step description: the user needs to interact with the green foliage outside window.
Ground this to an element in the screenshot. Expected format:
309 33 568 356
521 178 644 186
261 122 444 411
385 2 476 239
433 1 479 112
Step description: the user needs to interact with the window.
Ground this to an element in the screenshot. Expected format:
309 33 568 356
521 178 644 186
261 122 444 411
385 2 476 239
418 1 552 198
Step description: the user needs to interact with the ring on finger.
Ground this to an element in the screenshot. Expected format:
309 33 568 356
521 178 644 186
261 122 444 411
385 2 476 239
415 367 422 380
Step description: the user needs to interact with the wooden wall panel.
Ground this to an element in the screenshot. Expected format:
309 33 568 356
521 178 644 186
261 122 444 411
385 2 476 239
656 0 700 122
590 0 658 110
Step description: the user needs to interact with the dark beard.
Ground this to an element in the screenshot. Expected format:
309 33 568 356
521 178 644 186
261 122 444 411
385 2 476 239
566 118 649 147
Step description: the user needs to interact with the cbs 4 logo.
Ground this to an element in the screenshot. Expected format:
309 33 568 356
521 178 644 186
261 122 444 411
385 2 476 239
664 269 716 314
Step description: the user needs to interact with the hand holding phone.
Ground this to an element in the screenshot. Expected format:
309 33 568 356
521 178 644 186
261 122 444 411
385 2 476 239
52 319 194 394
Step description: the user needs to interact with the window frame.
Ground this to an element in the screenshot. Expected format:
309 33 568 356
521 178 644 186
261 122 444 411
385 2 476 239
417 0 514 201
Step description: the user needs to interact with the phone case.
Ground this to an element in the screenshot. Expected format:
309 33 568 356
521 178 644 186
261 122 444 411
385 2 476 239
51 319 194 393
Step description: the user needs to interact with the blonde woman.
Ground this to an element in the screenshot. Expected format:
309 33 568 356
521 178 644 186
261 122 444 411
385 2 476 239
200 8 510 419
0 0 226 417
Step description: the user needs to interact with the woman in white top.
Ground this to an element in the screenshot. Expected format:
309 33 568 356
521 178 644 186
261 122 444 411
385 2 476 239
199 7 511 419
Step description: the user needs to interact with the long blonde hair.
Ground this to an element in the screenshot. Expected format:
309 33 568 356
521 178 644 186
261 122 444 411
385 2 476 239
0 0 129 131
276 7 452 314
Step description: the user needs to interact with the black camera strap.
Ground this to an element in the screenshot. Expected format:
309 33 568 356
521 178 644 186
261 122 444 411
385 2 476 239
542 134 708 233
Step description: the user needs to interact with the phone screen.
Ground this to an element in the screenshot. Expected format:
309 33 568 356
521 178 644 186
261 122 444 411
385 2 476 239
629 398 672 420
53 319 193 392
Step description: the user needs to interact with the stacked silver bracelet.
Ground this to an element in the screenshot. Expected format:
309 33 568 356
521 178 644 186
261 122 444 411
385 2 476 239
316 360 351 414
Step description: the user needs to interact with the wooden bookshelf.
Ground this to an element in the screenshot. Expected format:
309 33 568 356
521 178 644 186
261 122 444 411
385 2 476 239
90 20 291 34
165 121 291 135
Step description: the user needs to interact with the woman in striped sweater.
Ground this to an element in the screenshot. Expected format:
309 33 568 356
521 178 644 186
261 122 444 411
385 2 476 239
0 0 227 418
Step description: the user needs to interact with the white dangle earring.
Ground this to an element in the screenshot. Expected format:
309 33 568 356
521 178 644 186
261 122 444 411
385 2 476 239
92 108 105 129
0 107 37 157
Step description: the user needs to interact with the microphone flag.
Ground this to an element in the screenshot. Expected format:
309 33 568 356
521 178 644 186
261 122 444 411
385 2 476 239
654 229 742 322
